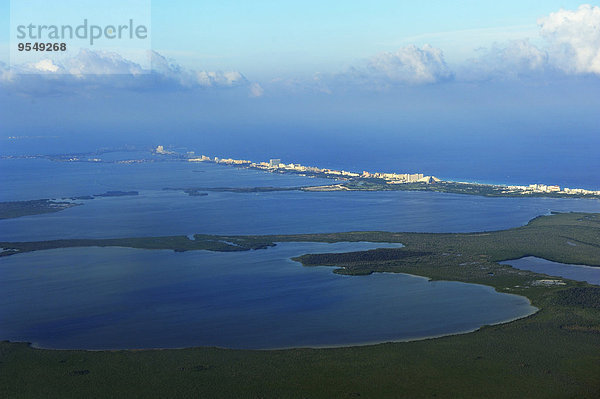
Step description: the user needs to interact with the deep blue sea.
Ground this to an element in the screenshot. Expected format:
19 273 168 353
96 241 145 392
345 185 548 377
2 121 600 191
0 157 598 349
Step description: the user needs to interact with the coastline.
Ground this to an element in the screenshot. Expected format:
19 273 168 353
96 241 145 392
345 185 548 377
3 149 600 200
182 151 600 198
8 299 539 352
4 267 538 352
1 212 599 398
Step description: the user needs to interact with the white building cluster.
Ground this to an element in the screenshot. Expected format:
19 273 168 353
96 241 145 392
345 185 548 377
180 148 600 195
258 159 363 178
187 154 438 183
154 145 175 155
504 184 600 196
365 172 441 184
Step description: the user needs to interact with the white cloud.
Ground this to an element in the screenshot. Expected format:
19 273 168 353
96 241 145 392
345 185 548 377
317 44 453 91
0 62 15 83
10 50 143 76
1 50 255 94
462 39 549 81
33 59 61 73
196 71 246 87
66 50 145 76
150 51 246 88
4 4 598 96
365 44 453 85
346 5 600 85
538 4 600 75
494 40 548 71
249 82 264 97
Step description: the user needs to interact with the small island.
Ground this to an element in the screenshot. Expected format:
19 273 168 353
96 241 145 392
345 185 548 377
0 199 80 220
93 191 139 197
0 191 139 220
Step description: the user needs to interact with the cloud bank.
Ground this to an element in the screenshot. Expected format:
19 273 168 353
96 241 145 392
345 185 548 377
538 4 600 75
307 4 600 91
362 44 453 85
310 44 453 92
1 49 255 95
2 4 599 96
149 51 247 88
461 39 550 81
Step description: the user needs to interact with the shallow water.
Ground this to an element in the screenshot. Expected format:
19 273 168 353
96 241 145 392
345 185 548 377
501 256 600 285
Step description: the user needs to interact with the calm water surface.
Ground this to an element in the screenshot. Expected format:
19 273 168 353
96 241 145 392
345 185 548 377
0 242 536 350
1 159 599 241
501 257 600 285
1 158 596 349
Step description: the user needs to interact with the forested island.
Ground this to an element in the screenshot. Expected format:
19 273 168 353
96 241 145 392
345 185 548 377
0 199 79 220
0 191 139 220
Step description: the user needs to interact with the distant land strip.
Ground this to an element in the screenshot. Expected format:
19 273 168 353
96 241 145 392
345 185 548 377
174 147 600 198
2 212 599 269
3 147 600 199
0 191 139 220
164 180 600 198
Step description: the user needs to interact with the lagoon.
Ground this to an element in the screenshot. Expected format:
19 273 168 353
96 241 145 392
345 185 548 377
0 242 536 350
1 160 600 243
501 256 600 285
0 158 595 350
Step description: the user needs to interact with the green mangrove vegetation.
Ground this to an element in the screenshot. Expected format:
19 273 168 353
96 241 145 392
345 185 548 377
2 212 599 267
0 199 80 220
0 192 139 220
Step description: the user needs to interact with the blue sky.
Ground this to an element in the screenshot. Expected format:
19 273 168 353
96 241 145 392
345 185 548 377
1 1 599 188
2 1 599 108
148 0 587 76
0 0 594 77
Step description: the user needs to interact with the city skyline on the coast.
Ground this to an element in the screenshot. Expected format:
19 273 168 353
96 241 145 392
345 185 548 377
1 2 599 190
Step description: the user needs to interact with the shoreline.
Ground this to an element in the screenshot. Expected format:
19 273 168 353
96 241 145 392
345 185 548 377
2 212 598 397
3 150 600 199
2 213 600 267
7 309 539 352
3 187 600 223
4 270 539 353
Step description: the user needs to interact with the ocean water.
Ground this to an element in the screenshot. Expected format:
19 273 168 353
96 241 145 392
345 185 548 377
0 158 598 349
3 103 600 192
